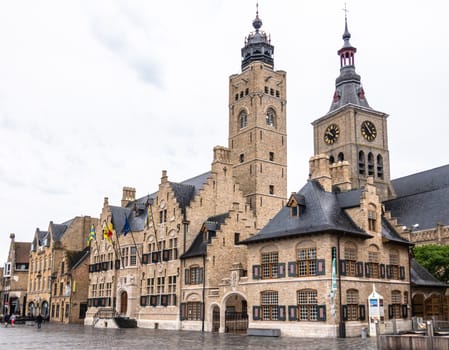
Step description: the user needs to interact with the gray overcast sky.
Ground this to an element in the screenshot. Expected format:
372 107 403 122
1 0 448 264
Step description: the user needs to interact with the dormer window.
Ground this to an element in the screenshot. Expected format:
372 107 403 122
287 193 305 217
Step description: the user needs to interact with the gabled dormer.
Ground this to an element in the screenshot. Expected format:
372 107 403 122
287 193 306 217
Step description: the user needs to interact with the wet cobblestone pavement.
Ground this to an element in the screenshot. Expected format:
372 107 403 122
0 323 378 349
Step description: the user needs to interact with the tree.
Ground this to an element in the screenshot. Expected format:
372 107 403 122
413 244 449 283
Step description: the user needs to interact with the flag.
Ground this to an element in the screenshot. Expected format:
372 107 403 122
86 224 96 246
331 257 337 291
103 221 113 241
122 215 131 236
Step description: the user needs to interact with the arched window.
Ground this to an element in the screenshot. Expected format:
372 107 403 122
377 154 384 179
297 242 317 277
389 249 400 279
329 155 335 164
338 152 344 161
265 108 276 127
344 242 357 277
239 111 247 129
368 203 377 232
358 151 365 175
346 289 359 321
368 152 374 176
367 244 380 278
297 289 317 321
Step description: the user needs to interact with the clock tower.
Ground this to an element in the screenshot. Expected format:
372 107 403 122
311 16 395 200
228 8 287 228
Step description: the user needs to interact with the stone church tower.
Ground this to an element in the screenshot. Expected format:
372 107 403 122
311 17 395 200
228 9 287 228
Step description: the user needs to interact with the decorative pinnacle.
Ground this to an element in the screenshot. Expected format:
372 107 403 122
253 1 262 31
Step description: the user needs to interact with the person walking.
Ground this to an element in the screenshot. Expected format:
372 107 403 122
36 314 43 329
4 313 10 327
10 313 16 327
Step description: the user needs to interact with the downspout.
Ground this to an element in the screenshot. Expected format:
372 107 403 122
337 234 345 338
202 254 206 332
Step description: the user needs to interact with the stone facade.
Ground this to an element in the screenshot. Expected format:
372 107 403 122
2 234 30 317
26 216 98 320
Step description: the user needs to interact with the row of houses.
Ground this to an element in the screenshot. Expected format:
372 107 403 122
2 10 449 337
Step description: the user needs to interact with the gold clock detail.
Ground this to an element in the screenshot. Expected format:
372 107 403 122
324 124 340 145
361 120 377 141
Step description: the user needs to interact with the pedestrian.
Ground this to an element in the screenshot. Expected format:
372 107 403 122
10 313 16 327
4 313 10 327
36 314 43 329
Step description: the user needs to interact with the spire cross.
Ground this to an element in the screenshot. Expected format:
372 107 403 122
256 1 259 15
342 3 349 19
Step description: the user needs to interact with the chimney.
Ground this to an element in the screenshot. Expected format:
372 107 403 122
309 154 332 192
121 187 136 207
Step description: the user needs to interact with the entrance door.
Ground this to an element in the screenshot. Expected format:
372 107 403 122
224 294 248 334
120 291 128 315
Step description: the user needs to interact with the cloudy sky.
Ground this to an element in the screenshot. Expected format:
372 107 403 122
1 0 448 264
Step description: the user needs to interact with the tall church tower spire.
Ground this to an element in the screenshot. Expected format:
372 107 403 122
229 7 287 229
311 14 395 200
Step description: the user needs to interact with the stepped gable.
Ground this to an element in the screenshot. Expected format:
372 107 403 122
180 213 230 259
385 164 449 230
411 258 448 288
242 180 370 244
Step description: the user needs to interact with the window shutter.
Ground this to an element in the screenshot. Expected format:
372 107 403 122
317 305 326 321
340 260 347 276
163 250 170 261
388 305 394 319
400 266 406 280
151 251 160 263
150 295 158 306
174 248 178 259
199 267 204 284
180 303 186 321
288 305 297 321
278 305 286 321
342 305 348 321
184 269 190 285
288 261 297 277
253 306 261 321
359 305 366 321
364 262 371 277
380 264 386 278
278 263 286 278
402 304 408 318
357 262 364 277
386 265 392 279
115 259 121 270
252 265 261 280
316 259 325 275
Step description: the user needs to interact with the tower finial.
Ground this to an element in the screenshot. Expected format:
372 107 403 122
253 1 262 31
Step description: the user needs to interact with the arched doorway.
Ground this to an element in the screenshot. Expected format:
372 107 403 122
224 293 248 334
120 291 128 315
212 306 220 332
28 302 35 317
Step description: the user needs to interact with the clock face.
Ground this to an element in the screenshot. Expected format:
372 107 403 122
361 120 377 141
324 124 340 145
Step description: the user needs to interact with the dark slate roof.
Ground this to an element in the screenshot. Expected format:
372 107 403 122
411 258 448 288
180 213 229 259
170 182 195 210
242 180 371 244
50 221 69 242
67 247 90 270
336 188 363 209
15 242 31 264
381 217 413 246
110 206 146 237
385 164 449 230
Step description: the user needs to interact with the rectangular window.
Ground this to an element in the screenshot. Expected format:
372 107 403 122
297 248 317 276
392 291 402 319
130 246 137 266
389 252 400 279
159 209 167 224
190 267 202 284
186 302 202 320
344 247 357 277
234 233 240 245
347 290 359 321
168 276 177 306
368 251 380 278
269 185 274 195
261 291 279 320
106 282 112 297
121 247 129 268
298 290 317 321
269 152 274 161
368 210 376 231
147 278 155 295
261 252 278 279
157 277 165 294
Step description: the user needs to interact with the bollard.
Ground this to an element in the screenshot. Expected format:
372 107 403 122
361 327 368 339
